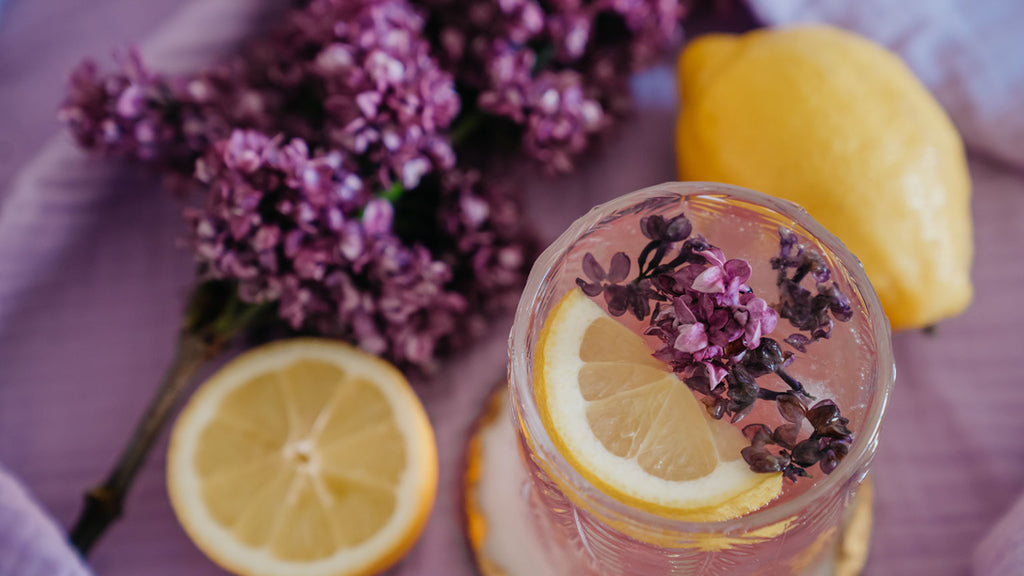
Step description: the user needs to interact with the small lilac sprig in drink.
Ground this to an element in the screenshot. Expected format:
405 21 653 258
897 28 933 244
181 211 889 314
576 212 854 481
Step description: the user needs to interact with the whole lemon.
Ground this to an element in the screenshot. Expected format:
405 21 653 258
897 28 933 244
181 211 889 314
676 26 972 331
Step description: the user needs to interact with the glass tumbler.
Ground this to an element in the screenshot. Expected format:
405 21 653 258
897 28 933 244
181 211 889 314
507 182 894 575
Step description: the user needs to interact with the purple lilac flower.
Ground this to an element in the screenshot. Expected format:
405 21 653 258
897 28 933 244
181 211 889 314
434 169 535 343
61 0 698 374
772 227 855 348
575 210 854 480
547 0 685 68
424 0 689 171
508 70 606 173
258 0 461 189
59 52 273 178
646 244 778 387
186 130 468 370
576 250 662 320
62 0 460 193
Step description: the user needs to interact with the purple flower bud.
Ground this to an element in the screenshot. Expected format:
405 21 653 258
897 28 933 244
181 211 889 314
819 450 840 474
772 423 800 449
743 423 773 446
665 215 692 242
640 215 667 241
777 393 807 423
742 446 789 473
784 333 811 353
575 278 603 297
791 438 823 467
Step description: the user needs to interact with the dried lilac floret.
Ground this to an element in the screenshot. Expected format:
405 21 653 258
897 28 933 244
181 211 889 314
640 213 692 243
806 399 852 439
777 392 807 423
819 437 852 474
784 333 811 353
604 281 660 320
741 423 807 480
741 446 790 474
772 423 800 449
576 212 856 481
576 251 659 320
773 227 854 349
725 365 759 422
743 423 773 445
742 337 785 376
779 400 854 475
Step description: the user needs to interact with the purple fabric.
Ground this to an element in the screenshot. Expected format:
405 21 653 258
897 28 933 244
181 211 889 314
974 492 1024 576
0 468 90 576
0 1 1022 576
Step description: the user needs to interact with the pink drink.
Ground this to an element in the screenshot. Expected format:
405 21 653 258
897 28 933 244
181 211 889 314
508 183 894 575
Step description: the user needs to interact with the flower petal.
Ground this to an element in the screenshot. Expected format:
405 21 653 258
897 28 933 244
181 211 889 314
724 258 752 284
607 251 631 283
575 278 603 297
582 252 606 281
672 297 697 324
673 323 708 353
692 265 725 293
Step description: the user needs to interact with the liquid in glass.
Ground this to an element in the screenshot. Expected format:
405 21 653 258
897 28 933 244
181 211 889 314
507 182 894 576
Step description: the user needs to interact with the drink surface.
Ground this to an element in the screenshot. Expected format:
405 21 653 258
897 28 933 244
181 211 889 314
507 184 893 576
521 286 857 575
532 288 786 521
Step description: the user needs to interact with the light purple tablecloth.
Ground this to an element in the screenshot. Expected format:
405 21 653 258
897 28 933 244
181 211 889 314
0 1 1022 576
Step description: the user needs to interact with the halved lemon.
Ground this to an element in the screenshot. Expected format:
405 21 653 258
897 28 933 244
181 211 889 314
167 338 437 576
535 289 782 521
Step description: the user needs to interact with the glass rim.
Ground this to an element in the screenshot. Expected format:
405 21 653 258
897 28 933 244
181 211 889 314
508 181 895 534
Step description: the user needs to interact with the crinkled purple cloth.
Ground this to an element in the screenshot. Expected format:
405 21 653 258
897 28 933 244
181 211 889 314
0 1 1023 575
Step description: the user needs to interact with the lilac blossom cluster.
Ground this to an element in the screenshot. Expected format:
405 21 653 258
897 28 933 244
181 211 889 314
187 131 528 370
59 52 265 178
576 213 855 480
60 0 697 371
772 228 854 352
61 0 460 192
646 243 778 388
436 169 533 334
251 0 462 189
424 0 691 171
186 130 468 368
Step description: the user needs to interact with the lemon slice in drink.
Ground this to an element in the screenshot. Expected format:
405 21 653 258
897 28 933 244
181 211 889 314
167 338 437 576
535 289 782 521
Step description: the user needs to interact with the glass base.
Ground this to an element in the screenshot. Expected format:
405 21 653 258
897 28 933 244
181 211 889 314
462 381 874 576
